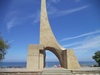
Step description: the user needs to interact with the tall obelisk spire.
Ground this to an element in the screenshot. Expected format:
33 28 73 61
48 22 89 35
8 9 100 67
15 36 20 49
40 0 62 50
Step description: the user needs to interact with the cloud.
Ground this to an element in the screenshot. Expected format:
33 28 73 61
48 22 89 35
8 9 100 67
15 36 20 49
50 5 89 18
60 5 89 15
6 11 22 32
63 41 82 47
7 40 14 44
45 4 90 20
7 18 15 32
60 30 100 42
6 1 90 32
75 0 81 3
61 30 100 53
50 0 60 3
33 11 40 23
5 11 18 31
6 11 37 32
33 1 89 24
7 17 26 32
73 35 100 51
47 0 89 18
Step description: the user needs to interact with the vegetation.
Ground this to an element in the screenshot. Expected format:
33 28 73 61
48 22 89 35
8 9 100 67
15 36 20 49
0 34 10 61
92 51 100 67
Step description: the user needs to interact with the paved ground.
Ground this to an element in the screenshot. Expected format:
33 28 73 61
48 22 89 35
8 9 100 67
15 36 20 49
0 68 42 72
0 67 100 72
0 67 100 75
72 67 100 71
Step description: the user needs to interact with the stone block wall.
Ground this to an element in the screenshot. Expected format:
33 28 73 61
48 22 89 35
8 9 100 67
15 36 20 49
72 70 100 75
0 72 41 75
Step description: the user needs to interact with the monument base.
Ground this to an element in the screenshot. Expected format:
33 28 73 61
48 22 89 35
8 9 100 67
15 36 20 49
62 50 80 69
27 44 44 70
27 45 80 70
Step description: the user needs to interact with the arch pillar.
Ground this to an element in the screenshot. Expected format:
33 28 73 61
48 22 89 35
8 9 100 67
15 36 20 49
62 50 80 69
27 45 44 70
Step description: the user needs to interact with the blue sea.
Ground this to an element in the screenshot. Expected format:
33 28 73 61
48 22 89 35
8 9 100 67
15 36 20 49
0 61 97 68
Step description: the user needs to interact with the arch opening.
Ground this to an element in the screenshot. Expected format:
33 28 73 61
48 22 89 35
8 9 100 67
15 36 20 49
44 50 61 68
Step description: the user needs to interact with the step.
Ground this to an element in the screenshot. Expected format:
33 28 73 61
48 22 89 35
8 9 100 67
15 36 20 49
43 70 71 73
43 69 71 73
42 68 73 75
42 73 73 75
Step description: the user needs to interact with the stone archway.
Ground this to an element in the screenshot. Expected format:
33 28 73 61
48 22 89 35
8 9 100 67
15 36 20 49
44 50 61 68
27 45 80 70
44 47 62 68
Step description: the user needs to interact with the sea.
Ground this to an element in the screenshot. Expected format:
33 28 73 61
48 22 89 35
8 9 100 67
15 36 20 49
0 61 97 68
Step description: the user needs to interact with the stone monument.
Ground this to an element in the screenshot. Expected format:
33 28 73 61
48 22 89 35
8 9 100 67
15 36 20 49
27 0 80 70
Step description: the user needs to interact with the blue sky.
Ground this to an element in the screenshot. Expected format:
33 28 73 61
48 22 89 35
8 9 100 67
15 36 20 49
0 0 100 62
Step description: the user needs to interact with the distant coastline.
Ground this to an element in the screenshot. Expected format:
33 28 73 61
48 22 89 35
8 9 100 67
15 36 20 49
0 61 97 68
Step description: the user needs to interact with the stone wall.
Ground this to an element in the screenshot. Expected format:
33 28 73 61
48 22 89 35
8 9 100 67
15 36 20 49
0 68 42 75
72 70 100 75
0 71 100 75
0 68 100 75
0 72 41 75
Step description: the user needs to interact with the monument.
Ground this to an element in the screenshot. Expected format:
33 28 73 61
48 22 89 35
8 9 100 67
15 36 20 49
27 0 80 70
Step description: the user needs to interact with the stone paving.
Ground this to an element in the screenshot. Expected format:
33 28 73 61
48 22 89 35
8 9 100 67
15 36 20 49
0 67 100 75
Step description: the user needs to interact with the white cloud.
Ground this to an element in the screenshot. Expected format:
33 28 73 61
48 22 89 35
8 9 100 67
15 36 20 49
33 11 40 23
75 0 81 3
7 17 26 32
46 0 58 15
60 30 100 42
6 11 37 32
48 6 58 15
53 5 89 17
33 1 88 24
50 0 60 3
73 35 100 50
5 11 19 31
46 4 90 20
7 18 15 32
7 40 14 44
62 31 100 53
63 41 82 47
6 2 90 32
47 0 89 18
61 5 89 14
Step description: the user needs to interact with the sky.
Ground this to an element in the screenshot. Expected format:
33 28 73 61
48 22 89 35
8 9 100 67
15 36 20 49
0 0 100 62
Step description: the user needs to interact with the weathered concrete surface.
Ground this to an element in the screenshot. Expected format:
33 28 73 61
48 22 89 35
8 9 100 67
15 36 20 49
72 67 100 75
0 68 41 75
40 0 62 52
67 50 80 69
42 68 73 75
27 45 44 70
71 67 100 72
42 68 100 75
0 67 100 75
0 73 40 75
0 68 41 72
80 67 100 71
40 0 80 69
62 50 80 69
